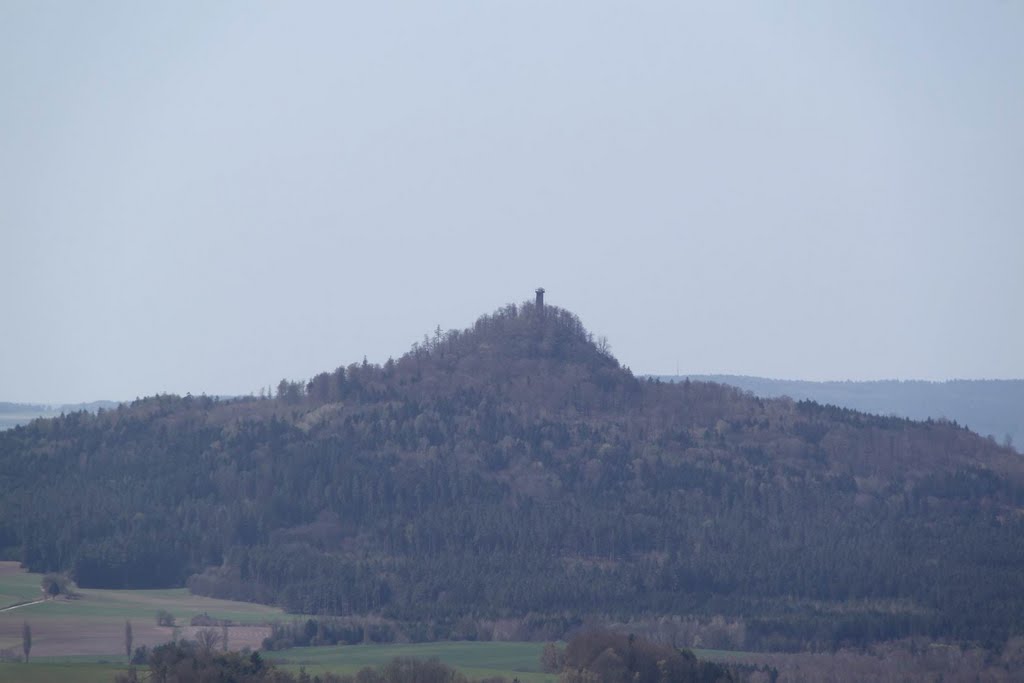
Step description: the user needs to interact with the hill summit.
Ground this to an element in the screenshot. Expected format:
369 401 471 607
292 299 634 414
1 296 1022 650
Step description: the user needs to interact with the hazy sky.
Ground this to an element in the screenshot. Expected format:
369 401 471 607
2 1 1022 403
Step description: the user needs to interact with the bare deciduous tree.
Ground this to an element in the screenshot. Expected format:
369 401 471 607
195 628 221 652
541 642 565 673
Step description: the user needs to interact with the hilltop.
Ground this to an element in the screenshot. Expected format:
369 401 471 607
1 298 1022 652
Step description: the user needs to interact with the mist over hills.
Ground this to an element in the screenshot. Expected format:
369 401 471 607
1 299 1022 651
654 376 1023 451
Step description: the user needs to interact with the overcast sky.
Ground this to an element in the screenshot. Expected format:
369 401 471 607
2 1 1022 403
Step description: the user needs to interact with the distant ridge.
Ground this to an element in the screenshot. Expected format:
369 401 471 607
656 375 1023 450
0 400 121 431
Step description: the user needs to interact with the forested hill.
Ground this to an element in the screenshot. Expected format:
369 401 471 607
2 300 1023 650
656 375 1023 450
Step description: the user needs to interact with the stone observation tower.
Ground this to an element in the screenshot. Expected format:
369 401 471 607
535 287 545 313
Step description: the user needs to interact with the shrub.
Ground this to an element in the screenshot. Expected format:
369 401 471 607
41 572 77 597
130 645 150 665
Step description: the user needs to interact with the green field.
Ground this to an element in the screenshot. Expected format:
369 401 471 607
0 565 560 683
0 660 126 683
0 566 44 609
269 642 557 683
0 563 284 626
0 642 557 683
4 586 285 624
0 564 740 683
0 562 284 661
266 641 744 680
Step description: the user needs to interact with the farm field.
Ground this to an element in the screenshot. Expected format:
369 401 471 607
268 641 557 683
0 659 126 683
0 642 558 683
0 563 752 683
0 564 562 682
0 561 45 608
0 562 283 658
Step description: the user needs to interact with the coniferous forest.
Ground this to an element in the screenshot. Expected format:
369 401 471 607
2 300 1022 652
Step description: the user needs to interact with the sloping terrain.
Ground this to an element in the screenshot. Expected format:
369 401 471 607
665 375 1023 448
1 301 1022 651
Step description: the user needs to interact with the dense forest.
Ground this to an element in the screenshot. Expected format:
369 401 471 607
1 300 1022 651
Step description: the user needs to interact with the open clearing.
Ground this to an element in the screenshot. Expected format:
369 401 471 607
0 562 46 609
0 562 282 658
266 642 750 683
268 641 557 683
0 642 558 683
0 563 743 683
0 565 560 682
0 660 126 683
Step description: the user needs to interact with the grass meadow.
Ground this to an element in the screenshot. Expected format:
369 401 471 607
0 560 283 679
0 563 737 683
0 562 44 608
0 641 558 683
0 640 559 683
268 642 556 683
0 563 559 683
0 660 127 683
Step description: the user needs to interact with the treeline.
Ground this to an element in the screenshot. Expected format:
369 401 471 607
3 301 1024 650
554 630 736 683
116 643 480 683
115 630 739 683
262 618 395 650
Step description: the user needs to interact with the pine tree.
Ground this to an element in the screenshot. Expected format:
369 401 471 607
22 621 31 662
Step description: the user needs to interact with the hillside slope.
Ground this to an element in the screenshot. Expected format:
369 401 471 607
661 375 1023 449
1 300 1022 650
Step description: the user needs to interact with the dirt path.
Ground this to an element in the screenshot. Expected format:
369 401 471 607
0 599 46 613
